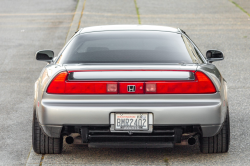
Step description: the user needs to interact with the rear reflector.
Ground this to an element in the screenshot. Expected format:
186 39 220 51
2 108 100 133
107 84 117 93
46 71 216 94
146 83 156 92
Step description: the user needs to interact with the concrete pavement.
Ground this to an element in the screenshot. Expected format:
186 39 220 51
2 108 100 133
80 0 138 27
0 0 249 165
30 0 250 165
0 0 76 165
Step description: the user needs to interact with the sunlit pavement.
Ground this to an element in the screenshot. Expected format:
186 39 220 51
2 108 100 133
0 1 77 165
0 0 249 165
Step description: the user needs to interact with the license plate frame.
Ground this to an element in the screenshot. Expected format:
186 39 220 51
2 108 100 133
114 113 149 131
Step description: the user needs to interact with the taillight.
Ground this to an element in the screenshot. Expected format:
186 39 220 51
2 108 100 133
195 71 216 93
145 71 216 94
47 72 68 94
47 71 216 94
64 82 117 94
47 72 118 94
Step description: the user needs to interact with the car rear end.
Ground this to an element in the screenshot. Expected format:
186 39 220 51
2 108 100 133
38 65 225 148
34 25 228 151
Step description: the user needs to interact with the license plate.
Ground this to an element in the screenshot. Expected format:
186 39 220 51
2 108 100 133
115 113 148 131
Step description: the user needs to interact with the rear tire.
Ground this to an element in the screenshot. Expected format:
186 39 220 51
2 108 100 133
200 109 230 153
32 108 63 154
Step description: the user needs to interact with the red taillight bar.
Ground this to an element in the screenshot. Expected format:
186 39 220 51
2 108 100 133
65 82 118 94
145 72 216 94
47 72 68 94
46 71 216 94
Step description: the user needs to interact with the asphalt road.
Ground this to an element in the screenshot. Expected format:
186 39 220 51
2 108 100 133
0 0 250 165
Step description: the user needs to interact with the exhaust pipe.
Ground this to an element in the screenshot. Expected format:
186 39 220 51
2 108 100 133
175 135 198 146
65 136 74 144
187 137 196 146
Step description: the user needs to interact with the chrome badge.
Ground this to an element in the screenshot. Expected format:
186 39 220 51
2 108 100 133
127 85 136 92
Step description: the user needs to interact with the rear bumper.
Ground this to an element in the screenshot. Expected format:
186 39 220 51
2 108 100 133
38 93 226 138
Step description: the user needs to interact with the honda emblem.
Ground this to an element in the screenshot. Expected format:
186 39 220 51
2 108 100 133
127 85 136 92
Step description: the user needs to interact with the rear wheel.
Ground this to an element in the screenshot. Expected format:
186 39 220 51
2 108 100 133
200 109 230 153
32 108 63 154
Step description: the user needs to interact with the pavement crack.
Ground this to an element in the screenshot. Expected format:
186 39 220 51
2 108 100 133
65 0 86 42
25 147 32 165
134 0 141 24
39 154 45 166
65 0 80 43
77 0 86 30
229 0 250 17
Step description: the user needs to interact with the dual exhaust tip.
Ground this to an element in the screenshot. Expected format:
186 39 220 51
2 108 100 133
187 137 196 146
65 135 197 146
65 136 74 144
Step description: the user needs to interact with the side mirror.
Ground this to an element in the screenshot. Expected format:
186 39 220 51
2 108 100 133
206 50 224 63
35 50 54 62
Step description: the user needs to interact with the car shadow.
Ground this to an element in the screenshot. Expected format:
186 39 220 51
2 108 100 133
40 139 231 165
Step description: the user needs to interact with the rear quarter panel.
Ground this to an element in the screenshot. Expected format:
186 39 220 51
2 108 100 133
35 64 66 121
198 63 228 123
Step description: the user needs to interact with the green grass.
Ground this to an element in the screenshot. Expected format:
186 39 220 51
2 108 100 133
134 0 141 24
164 157 169 165
229 0 250 17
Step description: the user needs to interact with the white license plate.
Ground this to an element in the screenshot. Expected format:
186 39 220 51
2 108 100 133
115 113 148 131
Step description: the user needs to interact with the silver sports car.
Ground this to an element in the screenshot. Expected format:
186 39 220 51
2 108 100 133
33 25 229 154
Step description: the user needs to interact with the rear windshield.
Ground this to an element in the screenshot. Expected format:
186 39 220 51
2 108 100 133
58 31 202 64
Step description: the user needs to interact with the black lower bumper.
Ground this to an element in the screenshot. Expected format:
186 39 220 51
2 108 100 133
88 142 174 148
62 125 201 147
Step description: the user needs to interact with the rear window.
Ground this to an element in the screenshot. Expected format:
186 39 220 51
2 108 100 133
58 31 201 64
